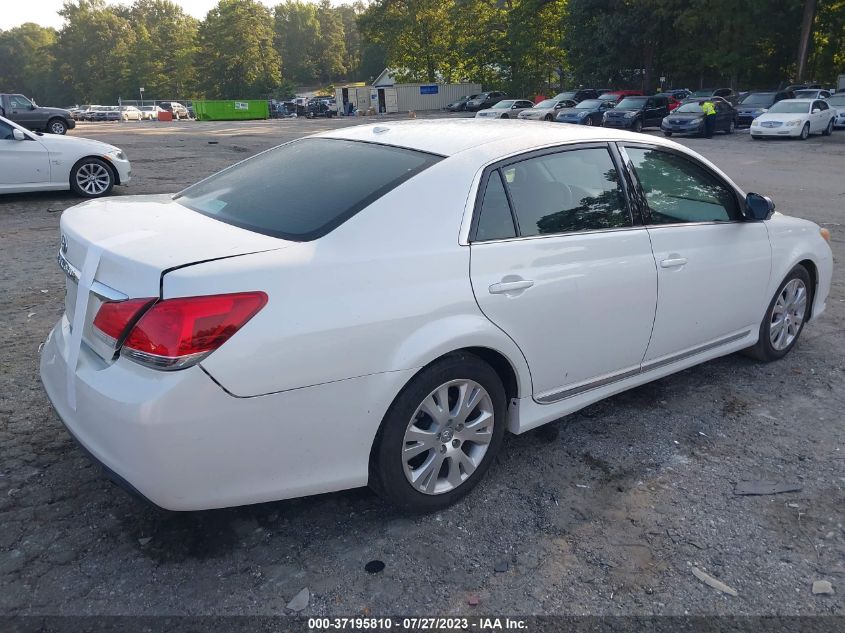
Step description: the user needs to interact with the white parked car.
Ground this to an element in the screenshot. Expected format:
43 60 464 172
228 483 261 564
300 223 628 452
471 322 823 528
750 98 836 139
138 105 165 120
827 93 845 129
40 120 832 512
475 99 535 119
0 115 131 197
119 106 142 121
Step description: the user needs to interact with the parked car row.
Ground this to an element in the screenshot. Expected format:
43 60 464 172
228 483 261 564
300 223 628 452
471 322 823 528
69 102 191 121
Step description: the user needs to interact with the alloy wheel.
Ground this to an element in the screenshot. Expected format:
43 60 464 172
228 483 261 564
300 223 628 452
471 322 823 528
75 162 112 196
401 379 495 495
769 278 807 351
800 123 810 140
50 120 66 134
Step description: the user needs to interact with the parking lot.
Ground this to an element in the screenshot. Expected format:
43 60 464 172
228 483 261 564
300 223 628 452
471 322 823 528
1 115 843 618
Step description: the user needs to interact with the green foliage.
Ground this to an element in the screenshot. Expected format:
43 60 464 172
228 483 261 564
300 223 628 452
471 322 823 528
2 0 843 107
196 0 282 98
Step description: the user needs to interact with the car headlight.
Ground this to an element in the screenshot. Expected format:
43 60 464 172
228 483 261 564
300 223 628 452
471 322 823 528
106 149 126 160
624 111 636 118
785 119 802 127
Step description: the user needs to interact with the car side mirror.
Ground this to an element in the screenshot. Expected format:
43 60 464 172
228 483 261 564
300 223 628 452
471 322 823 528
812 108 820 114
12 129 25 141
29 104 36 110
745 193 775 221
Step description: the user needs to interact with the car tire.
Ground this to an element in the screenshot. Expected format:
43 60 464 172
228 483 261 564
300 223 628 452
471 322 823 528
47 118 67 135
369 352 507 513
744 265 812 362
544 114 553 121
69 157 115 198
726 119 735 134
663 131 673 137
800 122 810 140
500 114 509 119
584 117 593 126
823 119 833 136
633 119 643 133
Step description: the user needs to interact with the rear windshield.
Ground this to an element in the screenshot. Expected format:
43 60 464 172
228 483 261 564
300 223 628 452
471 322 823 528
616 97 647 109
741 93 775 106
175 138 442 241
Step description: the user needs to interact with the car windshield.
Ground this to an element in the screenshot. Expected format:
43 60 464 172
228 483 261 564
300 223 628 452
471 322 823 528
492 100 515 108
675 102 705 113
768 101 811 113
741 94 775 106
175 138 442 241
554 92 576 100
597 93 618 100
793 90 818 98
576 100 602 109
534 99 558 109
616 97 647 109
827 95 845 106
691 90 712 97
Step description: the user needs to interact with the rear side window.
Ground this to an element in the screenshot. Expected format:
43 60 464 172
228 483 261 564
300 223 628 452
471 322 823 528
175 138 442 241
476 171 516 241
498 148 630 236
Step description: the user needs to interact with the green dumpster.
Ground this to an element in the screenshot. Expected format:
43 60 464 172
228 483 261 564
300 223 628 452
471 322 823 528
193 100 269 121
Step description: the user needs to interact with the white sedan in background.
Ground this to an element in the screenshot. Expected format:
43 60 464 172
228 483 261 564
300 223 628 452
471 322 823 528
139 105 165 120
0 115 131 197
751 98 836 139
119 106 143 121
827 93 845 129
40 120 831 512
475 99 535 118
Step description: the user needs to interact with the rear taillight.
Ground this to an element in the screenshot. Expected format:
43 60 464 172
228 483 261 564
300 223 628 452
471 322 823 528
93 292 267 370
121 292 267 370
92 298 156 347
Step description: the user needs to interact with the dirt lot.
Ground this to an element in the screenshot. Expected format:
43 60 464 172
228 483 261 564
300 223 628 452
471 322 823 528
0 115 843 618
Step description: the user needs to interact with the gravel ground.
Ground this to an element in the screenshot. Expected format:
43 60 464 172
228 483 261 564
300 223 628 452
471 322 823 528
0 115 843 619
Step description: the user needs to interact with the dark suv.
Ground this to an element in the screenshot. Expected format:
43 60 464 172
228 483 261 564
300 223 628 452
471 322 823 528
465 92 507 111
602 95 670 132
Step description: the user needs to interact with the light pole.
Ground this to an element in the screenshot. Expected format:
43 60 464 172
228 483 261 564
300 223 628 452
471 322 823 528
139 87 144 107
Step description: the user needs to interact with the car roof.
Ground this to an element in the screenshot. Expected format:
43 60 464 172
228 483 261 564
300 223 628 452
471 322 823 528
316 118 678 159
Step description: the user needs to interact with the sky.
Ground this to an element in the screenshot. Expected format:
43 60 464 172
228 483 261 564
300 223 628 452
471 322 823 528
1 0 347 30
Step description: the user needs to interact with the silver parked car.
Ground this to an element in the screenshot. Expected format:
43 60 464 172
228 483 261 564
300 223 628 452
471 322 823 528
517 98 577 121
475 99 535 119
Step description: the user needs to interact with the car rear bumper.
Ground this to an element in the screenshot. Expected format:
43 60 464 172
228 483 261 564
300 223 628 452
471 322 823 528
40 316 416 510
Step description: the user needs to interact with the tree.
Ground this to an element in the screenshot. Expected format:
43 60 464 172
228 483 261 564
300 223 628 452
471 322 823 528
315 0 348 83
274 0 321 84
0 24 59 104
196 0 282 98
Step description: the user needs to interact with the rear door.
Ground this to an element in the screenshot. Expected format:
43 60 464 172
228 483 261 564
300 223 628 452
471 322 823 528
469 143 657 402
618 143 771 363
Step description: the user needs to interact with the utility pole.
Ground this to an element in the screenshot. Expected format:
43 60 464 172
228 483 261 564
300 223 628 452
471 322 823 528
796 0 817 82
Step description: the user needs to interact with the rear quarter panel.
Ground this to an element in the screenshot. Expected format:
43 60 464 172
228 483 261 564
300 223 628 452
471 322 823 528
164 154 532 398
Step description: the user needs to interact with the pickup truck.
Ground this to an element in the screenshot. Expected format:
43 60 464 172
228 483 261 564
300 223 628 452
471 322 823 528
0 93 76 135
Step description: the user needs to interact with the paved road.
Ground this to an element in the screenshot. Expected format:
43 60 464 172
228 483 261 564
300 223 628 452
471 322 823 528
1 115 843 617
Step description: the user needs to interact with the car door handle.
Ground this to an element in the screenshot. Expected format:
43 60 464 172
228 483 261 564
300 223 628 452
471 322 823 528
489 279 534 294
660 257 688 268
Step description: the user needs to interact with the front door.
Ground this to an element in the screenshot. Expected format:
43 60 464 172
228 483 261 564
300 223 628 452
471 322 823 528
0 120 50 187
469 144 657 402
6 94 37 128
620 144 771 363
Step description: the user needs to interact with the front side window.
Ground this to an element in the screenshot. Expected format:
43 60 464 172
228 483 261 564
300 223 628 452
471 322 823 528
0 120 15 140
624 147 736 224
499 148 630 236
9 95 32 109
175 138 442 241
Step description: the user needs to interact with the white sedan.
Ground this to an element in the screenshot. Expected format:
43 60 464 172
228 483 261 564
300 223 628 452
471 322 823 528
475 99 535 118
120 106 142 121
0 115 131 197
750 98 836 139
139 105 165 121
40 120 832 512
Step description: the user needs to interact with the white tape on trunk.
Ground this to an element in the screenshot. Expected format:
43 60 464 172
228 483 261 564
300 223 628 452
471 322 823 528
65 230 155 410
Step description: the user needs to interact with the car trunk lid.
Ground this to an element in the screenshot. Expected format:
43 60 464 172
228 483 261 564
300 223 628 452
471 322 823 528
58 194 290 362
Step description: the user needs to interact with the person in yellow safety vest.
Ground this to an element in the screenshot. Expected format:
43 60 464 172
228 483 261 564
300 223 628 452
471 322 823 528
702 100 717 138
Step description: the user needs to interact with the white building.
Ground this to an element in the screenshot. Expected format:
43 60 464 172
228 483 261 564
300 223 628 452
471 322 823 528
335 69 482 114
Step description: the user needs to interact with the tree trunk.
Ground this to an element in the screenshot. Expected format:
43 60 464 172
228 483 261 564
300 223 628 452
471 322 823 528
796 0 817 82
